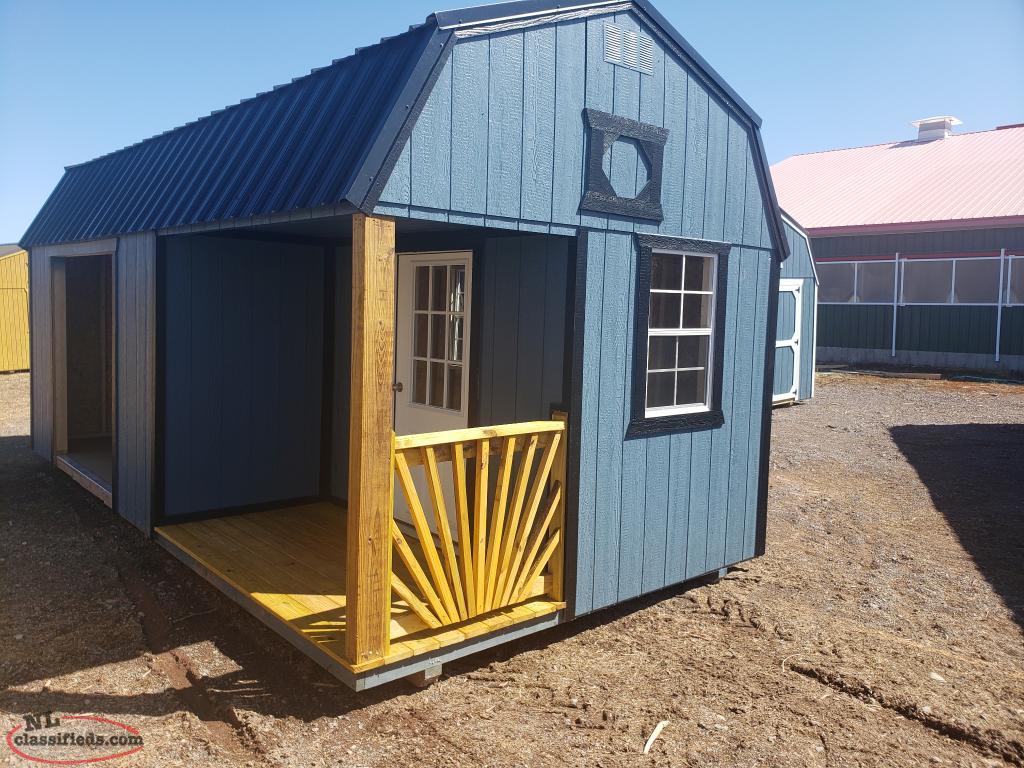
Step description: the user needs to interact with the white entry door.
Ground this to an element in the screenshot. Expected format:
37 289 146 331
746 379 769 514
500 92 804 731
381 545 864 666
773 279 802 403
393 251 473 536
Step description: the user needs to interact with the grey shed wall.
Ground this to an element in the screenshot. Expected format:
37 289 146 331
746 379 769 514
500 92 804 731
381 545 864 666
371 8 781 615
29 233 155 531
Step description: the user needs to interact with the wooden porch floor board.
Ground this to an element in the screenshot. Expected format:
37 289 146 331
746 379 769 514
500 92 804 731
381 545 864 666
155 502 564 680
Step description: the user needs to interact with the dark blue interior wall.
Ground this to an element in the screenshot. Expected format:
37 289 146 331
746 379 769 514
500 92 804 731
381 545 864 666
576 233 773 615
163 235 325 516
330 246 352 500
476 235 570 425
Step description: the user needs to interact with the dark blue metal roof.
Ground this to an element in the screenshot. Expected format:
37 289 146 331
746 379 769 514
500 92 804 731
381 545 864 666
22 22 445 247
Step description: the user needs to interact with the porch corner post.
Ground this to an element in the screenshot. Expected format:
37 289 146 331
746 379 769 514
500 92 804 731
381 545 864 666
346 212 396 667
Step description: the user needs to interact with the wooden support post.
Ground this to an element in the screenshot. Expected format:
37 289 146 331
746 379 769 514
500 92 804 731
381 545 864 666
346 213 396 667
549 411 567 602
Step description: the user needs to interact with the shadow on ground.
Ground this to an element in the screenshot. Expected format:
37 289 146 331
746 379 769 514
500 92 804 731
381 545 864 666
889 423 1024 629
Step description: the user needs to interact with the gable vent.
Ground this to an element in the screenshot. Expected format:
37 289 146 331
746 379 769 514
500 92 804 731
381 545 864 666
604 23 654 75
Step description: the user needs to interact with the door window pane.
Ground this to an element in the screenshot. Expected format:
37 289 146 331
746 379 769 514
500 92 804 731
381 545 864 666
857 261 895 303
413 313 428 357
818 262 855 303
431 265 447 311
429 314 446 359
412 360 428 405
953 258 1000 304
428 362 445 408
446 365 462 411
447 316 463 362
902 260 953 303
415 266 430 310
449 266 465 312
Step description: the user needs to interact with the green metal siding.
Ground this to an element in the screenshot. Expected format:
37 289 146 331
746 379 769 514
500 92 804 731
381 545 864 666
818 305 893 350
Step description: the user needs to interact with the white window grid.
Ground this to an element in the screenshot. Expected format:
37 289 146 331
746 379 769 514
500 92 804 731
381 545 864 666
411 263 466 413
645 249 717 418
817 254 1023 307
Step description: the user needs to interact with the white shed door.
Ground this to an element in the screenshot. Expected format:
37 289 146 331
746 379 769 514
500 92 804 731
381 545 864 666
393 251 473 537
773 279 802 403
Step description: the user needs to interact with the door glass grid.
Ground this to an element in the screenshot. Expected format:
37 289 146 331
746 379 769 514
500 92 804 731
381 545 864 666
412 263 465 411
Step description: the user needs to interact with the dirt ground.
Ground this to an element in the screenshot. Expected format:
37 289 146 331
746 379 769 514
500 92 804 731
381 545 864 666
1 371 1022 767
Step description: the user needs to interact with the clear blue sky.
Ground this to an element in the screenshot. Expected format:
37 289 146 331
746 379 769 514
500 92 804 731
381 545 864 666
2 0 1022 243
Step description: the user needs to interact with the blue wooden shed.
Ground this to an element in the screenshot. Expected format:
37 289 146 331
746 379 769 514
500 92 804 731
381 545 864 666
20 0 787 689
774 212 818 404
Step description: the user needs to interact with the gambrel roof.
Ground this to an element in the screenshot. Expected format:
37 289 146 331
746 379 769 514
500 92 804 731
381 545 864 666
22 0 786 255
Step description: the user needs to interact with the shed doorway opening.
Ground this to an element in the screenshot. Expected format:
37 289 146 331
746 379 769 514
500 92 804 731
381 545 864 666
53 252 114 505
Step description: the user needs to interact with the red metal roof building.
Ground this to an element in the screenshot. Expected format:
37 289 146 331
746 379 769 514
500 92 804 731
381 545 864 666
771 119 1024 373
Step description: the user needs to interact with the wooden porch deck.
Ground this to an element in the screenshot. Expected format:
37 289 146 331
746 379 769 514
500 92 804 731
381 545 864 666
154 502 563 681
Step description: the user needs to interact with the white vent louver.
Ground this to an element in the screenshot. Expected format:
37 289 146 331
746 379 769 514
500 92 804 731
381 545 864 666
604 23 654 76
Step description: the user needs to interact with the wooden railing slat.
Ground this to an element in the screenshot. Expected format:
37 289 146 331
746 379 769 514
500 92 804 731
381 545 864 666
394 420 563 450
514 532 562 605
492 433 539 605
499 432 561 607
451 442 476 615
473 438 489 616
484 436 516 612
422 446 468 621
390 520 452 625
509 482 562 602
394 451 460 623
391 573 442 629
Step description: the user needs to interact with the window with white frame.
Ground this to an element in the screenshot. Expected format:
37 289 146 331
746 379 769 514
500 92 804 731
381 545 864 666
1006 256 1024 305
630 234 729 436
645 249 717 415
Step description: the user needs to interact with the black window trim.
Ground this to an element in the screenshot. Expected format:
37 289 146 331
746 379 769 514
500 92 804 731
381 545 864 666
627 233 732 439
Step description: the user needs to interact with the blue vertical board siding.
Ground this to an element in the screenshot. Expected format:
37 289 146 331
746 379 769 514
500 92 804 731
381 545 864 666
551 20 587 229
724 249 758 563
702 98 729 241
607 12 642 235
486 32 525 222
451 37 490 220
743 251 772 559
616 234 646 602
376 139 411 218
591 232 629 609
681 79 709 239
703 247 741 570
411 57 452 213
723 119 748 244
163 235 324 516
640 435 670 592
580 16 614 231
799 281 816 398
575 230 606 615
663 431 692 584
521 26 556 224
659 55 687 236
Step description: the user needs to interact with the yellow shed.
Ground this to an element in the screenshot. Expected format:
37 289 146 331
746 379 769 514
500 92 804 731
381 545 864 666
0 245 30 372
